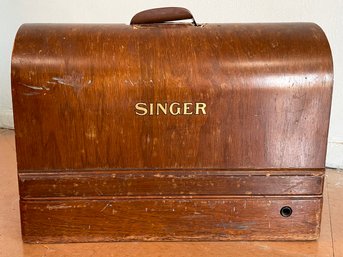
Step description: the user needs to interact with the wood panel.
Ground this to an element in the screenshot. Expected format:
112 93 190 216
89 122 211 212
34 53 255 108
19 170 324 198
4 130 342 256
11 23 333 171
20 197 322 243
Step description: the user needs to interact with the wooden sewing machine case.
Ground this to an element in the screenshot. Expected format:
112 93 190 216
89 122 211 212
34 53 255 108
11 7 333 243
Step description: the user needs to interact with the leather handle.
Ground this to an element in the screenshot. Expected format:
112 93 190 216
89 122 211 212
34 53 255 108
130 7 197 26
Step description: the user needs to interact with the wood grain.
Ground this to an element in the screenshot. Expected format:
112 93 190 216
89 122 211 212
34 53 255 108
11 20 333 242
19 170 324 198
20 197 322 243
11 23 333 171
3 130 341 257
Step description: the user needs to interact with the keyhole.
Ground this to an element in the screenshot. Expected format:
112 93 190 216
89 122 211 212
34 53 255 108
280 206 292 217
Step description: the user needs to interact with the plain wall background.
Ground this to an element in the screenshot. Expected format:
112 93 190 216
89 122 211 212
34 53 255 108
0 0 342 168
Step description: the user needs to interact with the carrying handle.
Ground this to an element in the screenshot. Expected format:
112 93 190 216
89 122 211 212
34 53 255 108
130 7 197 26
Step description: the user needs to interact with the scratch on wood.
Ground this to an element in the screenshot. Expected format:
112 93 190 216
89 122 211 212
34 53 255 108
46 204 72 210
19 83 51 91
100 203 112 212
47 73 93 92
19 82 51 96
285 181 303 192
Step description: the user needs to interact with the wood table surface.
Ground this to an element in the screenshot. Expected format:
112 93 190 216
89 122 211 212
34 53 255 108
0 128 342 257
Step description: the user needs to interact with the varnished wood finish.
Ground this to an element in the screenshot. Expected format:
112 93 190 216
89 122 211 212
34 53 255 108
11 19 333 242
19 170 324 198
12 23 333 171
3 130 343 257
21 197 322 243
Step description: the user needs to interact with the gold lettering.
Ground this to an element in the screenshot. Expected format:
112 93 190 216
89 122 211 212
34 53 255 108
135 102 207 116
135 103 148 116
183 103 192 115
170 103 181 115
195 102 206 115
156 103 167 115
149 103 154 115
